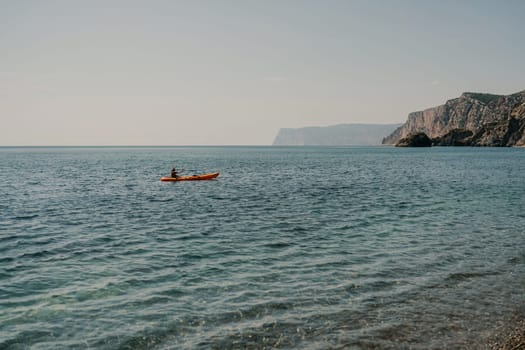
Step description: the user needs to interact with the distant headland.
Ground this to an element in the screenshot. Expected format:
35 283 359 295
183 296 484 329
383 90 525 147
272 123 402 146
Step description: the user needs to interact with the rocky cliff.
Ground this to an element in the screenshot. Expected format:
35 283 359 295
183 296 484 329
273 123 401 146
383 90 525 146
396 132 432 147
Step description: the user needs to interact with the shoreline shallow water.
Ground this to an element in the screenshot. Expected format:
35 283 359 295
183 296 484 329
489 313 525 350
1 146 524 349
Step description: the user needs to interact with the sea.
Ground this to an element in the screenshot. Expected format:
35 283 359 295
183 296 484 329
1 146 524 349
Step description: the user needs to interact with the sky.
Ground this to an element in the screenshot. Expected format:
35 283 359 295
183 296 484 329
1 0 524 145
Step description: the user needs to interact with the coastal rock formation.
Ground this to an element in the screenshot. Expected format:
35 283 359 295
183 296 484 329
395 132 432 147
273 123 401 146
432 129 474 146
383 90 525 146
469 117 525 146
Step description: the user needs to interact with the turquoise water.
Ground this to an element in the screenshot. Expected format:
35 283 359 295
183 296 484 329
1 146 524 349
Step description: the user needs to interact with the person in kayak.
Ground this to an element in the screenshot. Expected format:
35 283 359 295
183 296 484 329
171 167 179 178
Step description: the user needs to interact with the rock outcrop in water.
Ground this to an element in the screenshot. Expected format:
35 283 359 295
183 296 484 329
383 90 525 147
395 132 432 147
273 123 402 146
432 129 474 146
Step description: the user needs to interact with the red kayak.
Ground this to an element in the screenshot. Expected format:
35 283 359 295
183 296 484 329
160 172 220 182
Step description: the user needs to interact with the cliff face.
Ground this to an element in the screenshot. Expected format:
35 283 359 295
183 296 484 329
383 90 525 146
273 123 401 146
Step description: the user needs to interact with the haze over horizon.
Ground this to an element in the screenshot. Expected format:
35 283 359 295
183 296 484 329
1 0 524 146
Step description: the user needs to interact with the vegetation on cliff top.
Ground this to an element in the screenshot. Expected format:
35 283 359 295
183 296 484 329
463 92 503 105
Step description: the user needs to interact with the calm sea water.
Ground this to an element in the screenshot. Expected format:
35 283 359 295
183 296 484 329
1 146 524 349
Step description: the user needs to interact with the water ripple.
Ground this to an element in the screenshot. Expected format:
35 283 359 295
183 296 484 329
1 147 524 349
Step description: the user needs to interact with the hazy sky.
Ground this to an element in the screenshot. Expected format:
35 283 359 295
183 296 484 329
1 0 524 145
